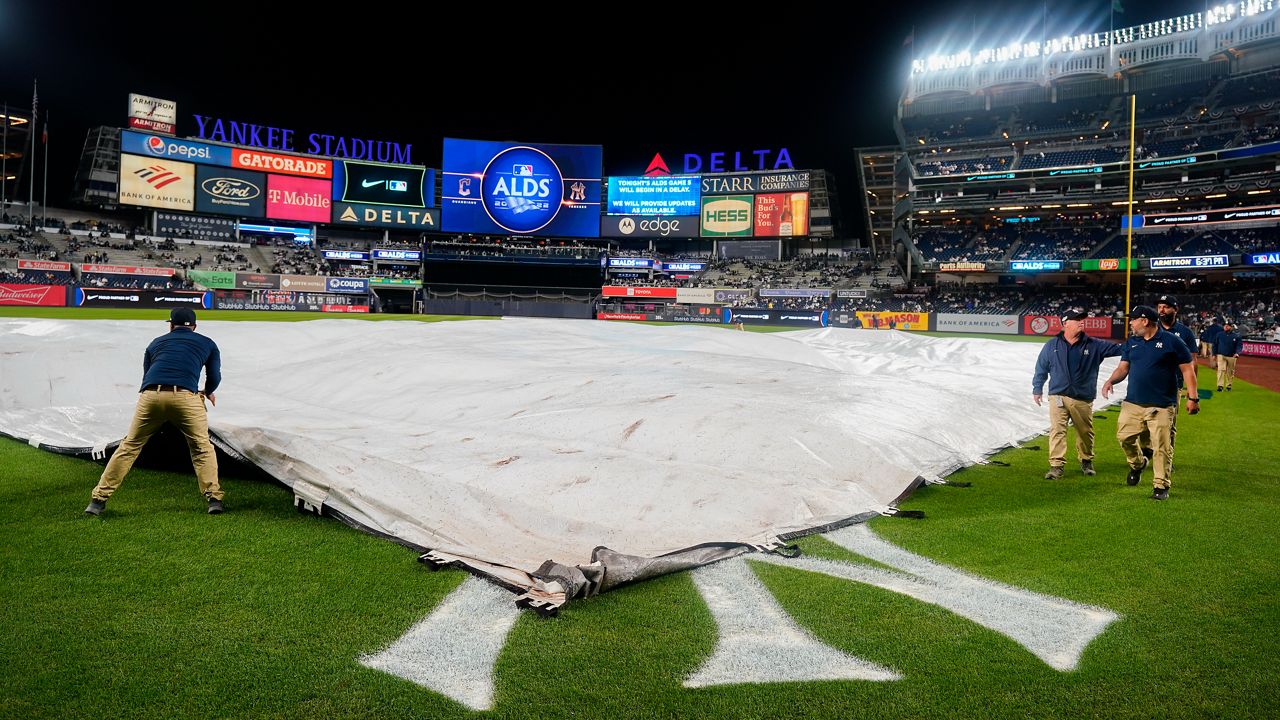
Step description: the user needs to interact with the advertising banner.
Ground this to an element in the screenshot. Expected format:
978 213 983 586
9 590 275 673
854 311 930 330
1243 251 1280 265
279 275 328 291
322 250 370 261
600 215 699 238
676 288 717 304
119 154 195 211
661 261 707 273
701 170 811 195
121 130 230 165
700 195 753 237
835 289 868 299
1146 204 1280 227
81 264 175 277
441 138 602 237
716 239 779 260
156 212 236 240
266 174 331 222
322 304 370 313
1148 255 1230 270
758 288 831 298
607 175 700 216
1008 260 1063 272
373 249 422 262
0 283 66 306
713 288 753 303
726 308 828 327
332 202 439 230
1021 314 1112 338
232 149 332 179
938 261 987 272
326 277 370 294
17 259 72 272
608 257 655 269
369 277 420 287
213 289 362 311
597 312 648 321
936 313 1020 334
601 286 678 299
188 271 237 290
235 272 280 290
127 94 177 135
753 192 809 237
333 160 432 207
195 165 266 218
1081 258 1137 271
73 289 211 308
1242 341 1280 358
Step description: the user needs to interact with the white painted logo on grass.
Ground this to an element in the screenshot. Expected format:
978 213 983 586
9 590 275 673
364 525 1119 709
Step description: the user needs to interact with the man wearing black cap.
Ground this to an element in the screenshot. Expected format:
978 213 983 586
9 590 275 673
1212 319 1243 391
1031 310 1124 479
84 307 224 516
1102 305 1200 501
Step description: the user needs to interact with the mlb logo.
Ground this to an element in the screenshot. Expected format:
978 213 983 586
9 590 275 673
513 164 534 176
387 180 407 192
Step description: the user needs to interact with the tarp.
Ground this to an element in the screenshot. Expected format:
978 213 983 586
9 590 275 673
0 318 1118 607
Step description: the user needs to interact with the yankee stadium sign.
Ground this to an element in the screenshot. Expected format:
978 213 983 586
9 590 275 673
192 115 412 164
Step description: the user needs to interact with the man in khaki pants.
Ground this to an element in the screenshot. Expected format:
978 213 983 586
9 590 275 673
85 307 224 516
1031 310 1124 479
1102 306 1200 501
1212 319 1242 391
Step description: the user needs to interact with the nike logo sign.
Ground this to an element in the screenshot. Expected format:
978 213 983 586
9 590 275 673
362 179 385 188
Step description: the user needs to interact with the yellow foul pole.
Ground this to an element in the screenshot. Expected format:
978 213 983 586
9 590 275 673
1125 93 1136 317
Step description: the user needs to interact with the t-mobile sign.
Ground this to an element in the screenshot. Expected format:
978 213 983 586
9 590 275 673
266 174 331 223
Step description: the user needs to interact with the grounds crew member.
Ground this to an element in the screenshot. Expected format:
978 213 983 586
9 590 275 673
1213 319 1243 391
1199 316 1223 358
1031 310 1123 479
1155 294 1198 460
85 307 224 516
1102 305 1200 501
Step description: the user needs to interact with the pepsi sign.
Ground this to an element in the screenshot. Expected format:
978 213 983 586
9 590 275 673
121 130 232 166
441 138 602 237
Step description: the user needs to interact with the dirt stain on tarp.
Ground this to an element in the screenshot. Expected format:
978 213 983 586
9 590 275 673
622 419 644 440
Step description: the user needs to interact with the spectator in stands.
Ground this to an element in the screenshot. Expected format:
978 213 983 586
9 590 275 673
84 308 225 517
1211 320 1243 392
1102 305 1200 501
1032 311 1124 479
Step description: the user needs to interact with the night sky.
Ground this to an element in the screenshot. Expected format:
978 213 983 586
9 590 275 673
1 0 1172 227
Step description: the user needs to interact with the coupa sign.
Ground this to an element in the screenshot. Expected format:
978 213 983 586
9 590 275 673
326 277 369 294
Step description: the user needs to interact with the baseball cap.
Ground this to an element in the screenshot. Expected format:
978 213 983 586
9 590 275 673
169 308 197 326
1061 310 1088 322
1130 305 1158 322
1156 294 1179 307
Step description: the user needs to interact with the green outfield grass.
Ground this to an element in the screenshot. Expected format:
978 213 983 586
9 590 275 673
1 313 1277 719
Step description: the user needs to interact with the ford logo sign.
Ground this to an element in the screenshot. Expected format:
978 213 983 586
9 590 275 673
202 178 260 199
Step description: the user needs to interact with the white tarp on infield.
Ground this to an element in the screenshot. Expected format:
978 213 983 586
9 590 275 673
0 318 1117 601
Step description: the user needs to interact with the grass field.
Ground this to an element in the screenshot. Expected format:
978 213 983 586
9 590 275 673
1 310 1277 719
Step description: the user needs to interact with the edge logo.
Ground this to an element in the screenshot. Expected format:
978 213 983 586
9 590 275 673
481 146 564 234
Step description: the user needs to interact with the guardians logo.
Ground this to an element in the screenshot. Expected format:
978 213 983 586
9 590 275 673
481 146 564 234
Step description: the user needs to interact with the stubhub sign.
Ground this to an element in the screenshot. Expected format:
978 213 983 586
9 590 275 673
121 130 232 166
326 277 369 294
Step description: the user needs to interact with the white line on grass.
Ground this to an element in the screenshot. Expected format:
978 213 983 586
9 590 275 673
360 576 521 711
684 556 901 688
754 524 1119 671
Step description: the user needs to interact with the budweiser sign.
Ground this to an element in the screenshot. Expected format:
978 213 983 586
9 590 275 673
0 283 65 306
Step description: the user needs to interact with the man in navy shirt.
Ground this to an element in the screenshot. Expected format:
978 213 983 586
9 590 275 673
85 308 225 516
1032 310 1124 479
1155 294 1199 456
1102 306 1200 501
1199 316 1224 359
1212 319 1243 391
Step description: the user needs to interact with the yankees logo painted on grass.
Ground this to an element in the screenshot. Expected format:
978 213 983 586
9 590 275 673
361 525 1119 710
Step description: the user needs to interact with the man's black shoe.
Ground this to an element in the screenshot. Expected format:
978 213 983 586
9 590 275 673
1081 460 1096 476
1218 386 1223 391
1142 447 1153 462
84 499 106 516
1150 487 1169 501
1044 466 1065 480
207 499 224 515
1126 457 1148 486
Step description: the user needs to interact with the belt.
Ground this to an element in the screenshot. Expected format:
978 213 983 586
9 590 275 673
143 384 193 393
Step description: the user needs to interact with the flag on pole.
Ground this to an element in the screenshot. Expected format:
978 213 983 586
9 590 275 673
1112 0 1125 12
